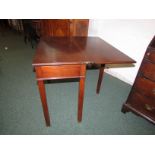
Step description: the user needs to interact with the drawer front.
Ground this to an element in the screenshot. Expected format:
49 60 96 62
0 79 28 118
127 91 155 116
35 64 85 80
145 50 155 62
134 76 155 99
140 61 155 81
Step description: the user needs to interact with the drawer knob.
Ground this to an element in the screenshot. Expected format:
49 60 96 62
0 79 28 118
146 52 150 56
145 104 153 111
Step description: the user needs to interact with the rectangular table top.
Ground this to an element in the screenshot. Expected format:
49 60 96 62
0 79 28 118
32 37 136 66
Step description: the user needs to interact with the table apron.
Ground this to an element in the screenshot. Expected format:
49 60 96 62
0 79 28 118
35 64 86 80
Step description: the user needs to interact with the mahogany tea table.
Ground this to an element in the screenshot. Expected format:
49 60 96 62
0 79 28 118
32 37 135 126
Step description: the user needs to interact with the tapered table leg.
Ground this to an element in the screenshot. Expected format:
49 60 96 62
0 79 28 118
37 80 50 126
96 64 105 94
78 77 86 122
78 65 86 122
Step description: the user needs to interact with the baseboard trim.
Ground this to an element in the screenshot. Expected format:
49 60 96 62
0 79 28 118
105 69 133 85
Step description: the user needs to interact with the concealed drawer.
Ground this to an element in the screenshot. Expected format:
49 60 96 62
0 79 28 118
134 76 155 99
145 50 155 63
127 91 155 119
35 64 84 80
140 60 155 81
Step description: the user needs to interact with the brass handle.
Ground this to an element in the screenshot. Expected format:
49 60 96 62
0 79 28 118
145 104 152 111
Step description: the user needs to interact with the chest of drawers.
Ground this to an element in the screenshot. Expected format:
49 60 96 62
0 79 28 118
122 36 155 124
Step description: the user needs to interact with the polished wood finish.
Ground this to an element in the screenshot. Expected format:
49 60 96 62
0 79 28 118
35 63 87 125
128 91 155 111
35 65 83 80
96 64 105 94
52 20 70 37
123 90 155 123
140 60 155 81
145 50 155 63
70 19 89 36
78 64 86 122
122 35 155 124
33 36 135 126
134 76 155 99
33 37 135 66
37 80 50 126
40 19 89 37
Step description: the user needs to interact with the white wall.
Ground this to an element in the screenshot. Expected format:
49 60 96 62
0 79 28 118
88 19 155 85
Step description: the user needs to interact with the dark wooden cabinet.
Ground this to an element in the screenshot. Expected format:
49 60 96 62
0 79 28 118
122 36 155 124
40 19 89 37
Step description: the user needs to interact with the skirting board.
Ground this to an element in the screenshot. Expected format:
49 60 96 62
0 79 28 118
105 69 133 86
